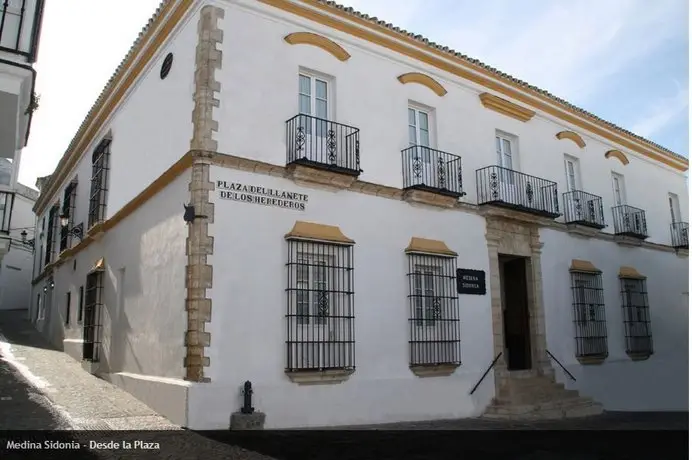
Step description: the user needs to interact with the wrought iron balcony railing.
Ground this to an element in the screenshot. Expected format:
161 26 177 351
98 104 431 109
286 114 361 176
562 190 606 229
612 205 648 239
476 165 560 218
401 145 464 198
0 0 44 61
0 191 14 233
671 221 688 249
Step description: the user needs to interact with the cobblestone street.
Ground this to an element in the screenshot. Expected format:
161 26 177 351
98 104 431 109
0 309 687 460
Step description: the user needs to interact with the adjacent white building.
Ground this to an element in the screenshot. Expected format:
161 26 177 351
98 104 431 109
30 0 688 429
0 0 44 308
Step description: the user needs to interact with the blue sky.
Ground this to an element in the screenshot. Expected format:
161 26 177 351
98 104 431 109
18 0 689 187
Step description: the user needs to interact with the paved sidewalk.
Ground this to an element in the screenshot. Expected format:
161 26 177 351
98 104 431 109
0 309 275 460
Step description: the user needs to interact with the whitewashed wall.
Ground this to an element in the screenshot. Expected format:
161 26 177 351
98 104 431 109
0 191 36 310
541 228 689 410
213 0 688 248
31 171 189 379
33 3 202 262
194 165 495 429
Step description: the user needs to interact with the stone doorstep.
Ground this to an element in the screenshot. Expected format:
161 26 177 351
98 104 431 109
488 397 594 414
494 390 581 405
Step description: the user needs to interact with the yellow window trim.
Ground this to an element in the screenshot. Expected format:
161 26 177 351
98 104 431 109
284 221 355 245
405 237 457 257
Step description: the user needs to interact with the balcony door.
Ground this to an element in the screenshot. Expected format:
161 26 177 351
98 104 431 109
298 73 343 166
407 107 435 188
611 173 626 206
494 134 520 203
668 193 681 223
564 156 593 222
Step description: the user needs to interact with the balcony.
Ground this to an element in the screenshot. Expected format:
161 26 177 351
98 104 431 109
401 146 464 198
476 166 560 218
0 0 44 60
671 222 688 249
0 191 14 233
562 190 606 230
612 205 648 239
286 114 361 177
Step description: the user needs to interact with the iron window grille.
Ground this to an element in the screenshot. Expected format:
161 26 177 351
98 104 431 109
44 204 58 266
83 271 104 362
88 138 111 230
569 271 608 359
0 191 14 233
286 238 355 372
65 291 71 326
77 285 84 323
0 0 44 60
406 253 461 367
620 277 653 357
59 180 77 253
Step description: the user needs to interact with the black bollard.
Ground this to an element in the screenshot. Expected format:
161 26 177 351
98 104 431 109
241 380 255 414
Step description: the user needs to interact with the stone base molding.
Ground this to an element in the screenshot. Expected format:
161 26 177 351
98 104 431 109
576 355 607 365
286 369 355 385
287 164 358 191
403 189 458 208
410 363 460 378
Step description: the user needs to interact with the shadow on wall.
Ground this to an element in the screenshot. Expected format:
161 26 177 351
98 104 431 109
101 195 186 379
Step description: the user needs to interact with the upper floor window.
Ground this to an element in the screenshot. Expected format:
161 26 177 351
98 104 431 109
564 155 581 192
44 204 58 266
611 172 626 206
495 133 514 170
88 137 111 229
59 180 77 253
408 106 431 147
668 193 681 223
299 72 329 131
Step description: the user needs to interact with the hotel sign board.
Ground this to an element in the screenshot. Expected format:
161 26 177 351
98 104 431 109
456 269 486 295
217 181 308 211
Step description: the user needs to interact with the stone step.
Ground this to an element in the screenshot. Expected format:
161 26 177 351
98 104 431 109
494 389 581 405
483 400 603 420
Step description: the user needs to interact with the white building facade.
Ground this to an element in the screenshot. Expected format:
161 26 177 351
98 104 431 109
0 0 44 306
30 0 689 429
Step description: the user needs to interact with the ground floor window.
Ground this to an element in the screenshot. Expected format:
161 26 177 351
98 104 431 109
570 270 608 359
83 271 104 362
406 253 460 367
620 277 653 357
285 238 354 372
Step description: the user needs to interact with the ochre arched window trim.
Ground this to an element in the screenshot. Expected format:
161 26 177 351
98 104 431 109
284 32 351 62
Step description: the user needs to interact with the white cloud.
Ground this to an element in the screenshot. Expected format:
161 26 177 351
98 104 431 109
630 85 689 138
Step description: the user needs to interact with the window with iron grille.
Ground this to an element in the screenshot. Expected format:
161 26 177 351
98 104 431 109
620 277 653 357
83 271 104 362
570 271 608 359
407 253 461 367
77 285 84 323
65 291 71 326
88 138 111 229
59 180 77 253
286 239 354 372
44 205 58 266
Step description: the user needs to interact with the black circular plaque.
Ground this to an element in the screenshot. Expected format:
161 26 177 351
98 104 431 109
160 52 174 79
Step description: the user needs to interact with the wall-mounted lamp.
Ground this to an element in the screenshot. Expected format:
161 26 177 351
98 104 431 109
49 280 55 289
183 203 207 224
59 213 84 242
43 286 47 293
